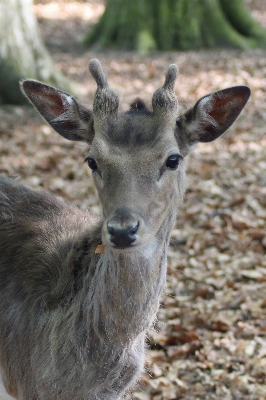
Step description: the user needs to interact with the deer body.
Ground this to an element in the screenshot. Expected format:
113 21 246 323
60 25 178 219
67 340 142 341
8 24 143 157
0 175 171 399
0 60 250 399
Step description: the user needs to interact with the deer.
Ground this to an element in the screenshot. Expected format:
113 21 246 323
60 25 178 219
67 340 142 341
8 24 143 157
0 59 250 400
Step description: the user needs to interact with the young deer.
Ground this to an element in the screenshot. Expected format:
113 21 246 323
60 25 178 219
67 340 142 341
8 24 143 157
0 60 250 400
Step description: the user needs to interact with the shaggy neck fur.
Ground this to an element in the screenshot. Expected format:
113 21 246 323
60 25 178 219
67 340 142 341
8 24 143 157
36 208 177 400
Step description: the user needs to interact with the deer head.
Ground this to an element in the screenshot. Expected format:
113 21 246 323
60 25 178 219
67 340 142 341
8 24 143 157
21 60 250 251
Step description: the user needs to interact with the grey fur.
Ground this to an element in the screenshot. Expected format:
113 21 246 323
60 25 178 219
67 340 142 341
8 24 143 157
88 59 119 129
152 64 179 115
0 60 250 399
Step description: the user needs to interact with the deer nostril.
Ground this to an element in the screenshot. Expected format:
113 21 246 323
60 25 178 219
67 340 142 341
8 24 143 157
129 221 139 235
107 225 115 236
107 221 139 248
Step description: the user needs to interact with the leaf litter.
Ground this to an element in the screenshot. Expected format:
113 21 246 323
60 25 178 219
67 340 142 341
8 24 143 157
0 0 265 399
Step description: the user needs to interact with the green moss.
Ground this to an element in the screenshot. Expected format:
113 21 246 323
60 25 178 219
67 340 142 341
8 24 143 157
84 0 266 51
137 30 157 52
0 61 27 105
220 0 266 47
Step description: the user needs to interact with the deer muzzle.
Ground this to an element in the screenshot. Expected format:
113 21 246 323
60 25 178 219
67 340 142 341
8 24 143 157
103 207 144 249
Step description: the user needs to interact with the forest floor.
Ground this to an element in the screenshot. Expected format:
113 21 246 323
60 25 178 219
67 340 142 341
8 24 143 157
0 1 266 399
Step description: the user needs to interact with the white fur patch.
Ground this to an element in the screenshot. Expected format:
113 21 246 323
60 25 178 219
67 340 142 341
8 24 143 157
66 95 73 105
140 237 158 260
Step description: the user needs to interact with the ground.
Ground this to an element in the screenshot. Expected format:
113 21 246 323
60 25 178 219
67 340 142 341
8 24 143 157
0 1 266 399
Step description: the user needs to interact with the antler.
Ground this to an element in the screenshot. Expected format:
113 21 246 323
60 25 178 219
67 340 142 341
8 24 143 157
88 59 119 121
152 64 179 115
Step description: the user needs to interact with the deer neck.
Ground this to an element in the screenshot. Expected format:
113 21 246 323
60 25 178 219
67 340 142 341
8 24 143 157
87 209 177 344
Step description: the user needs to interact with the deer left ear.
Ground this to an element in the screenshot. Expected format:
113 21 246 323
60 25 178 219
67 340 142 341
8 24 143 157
21 80 94 144
177 86 251 147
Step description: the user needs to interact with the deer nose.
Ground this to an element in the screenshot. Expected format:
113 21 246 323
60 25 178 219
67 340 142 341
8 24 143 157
107 220 139 248
106 208 140 248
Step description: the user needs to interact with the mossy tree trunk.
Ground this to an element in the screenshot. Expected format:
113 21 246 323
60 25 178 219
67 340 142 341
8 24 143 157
84 0 266 52
0 0 69 105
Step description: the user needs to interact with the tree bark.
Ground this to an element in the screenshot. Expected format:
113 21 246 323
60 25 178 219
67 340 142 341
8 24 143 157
85 0 156 51
0 0 69 105
84 0 266 52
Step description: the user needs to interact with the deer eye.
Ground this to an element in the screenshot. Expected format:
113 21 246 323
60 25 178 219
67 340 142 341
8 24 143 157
166 154 180 170
85 157 97 171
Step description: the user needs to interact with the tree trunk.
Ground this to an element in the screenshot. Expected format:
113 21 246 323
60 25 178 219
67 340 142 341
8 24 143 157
0 0 69 105
84 0 266 52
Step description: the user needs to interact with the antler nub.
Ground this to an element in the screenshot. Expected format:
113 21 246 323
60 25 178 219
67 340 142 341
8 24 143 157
163 64 179 92
89 59 108 89
88 59 119 120
152 63 179 116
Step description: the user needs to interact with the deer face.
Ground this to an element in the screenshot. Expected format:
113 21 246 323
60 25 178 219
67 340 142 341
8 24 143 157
21 59 250 251
86 112 186 249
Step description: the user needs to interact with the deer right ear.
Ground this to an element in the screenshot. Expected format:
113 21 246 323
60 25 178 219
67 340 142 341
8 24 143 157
21 80 94 143
177 86 251 151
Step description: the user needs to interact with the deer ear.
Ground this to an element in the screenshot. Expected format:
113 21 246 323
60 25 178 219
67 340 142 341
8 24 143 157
21 80 94 143
177 86 251 147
